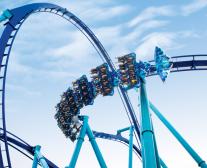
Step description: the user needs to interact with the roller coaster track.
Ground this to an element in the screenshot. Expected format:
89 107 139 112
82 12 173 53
0 2 207 167
0 3 140 167
0 129 141 167
148 54 207 76
0 128 58 168
93 131 141 157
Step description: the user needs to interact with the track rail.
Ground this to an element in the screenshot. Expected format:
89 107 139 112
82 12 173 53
148 54 207 76
93 131 141 157
0 129 59 168
0 129 141 167
1 3 207 167
0 3 139 167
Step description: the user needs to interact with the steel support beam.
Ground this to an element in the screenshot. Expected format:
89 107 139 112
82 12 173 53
67 116 107 168
117 126 134 168
32 145 49 168
149 102 207 168
139 79 160 168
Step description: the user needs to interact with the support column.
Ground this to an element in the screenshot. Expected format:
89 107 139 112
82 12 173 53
86 123 107 168
0 146 4 168
149 102 207 168
68 116 88 168
128 126 134 168
67 116 107 168
32 145 49 168
152 123 161 168
160 158 168 168
117 126 134 168
139 79 158 168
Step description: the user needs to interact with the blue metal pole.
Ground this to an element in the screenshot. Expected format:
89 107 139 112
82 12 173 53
139 79 158 168
140 135 146 168
0 146 4 168
128 126 134 168
32 145 49 168
86 122 107 168
116 126 134 168
117 127 131 135
160 158 168 168
149 102 207 168
67 116 88 168
153 133 161 168
150 117 161 168
32 150 38 168
153 129 161 168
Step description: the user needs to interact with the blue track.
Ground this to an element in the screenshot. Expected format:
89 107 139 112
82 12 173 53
0 3 207 167
0 129 141 168
0 3 140 167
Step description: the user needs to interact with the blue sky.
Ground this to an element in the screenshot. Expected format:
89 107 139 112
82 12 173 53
0 0 207 167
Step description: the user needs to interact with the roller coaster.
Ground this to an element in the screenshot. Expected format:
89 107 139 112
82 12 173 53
0 3 207 168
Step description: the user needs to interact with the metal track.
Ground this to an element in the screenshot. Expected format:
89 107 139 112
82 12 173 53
0 129 58 168
93 131 141 157
148 54 207 76
0 129 141 167
0 3 140 167
1 3 207 167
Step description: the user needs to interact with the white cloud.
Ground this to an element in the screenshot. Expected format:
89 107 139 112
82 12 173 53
9 55 33 74
181 0 207 16
93 19 169 59
49 17 166 66
124 20 169 43
94 25 122 48
180 30 200 38
128 6 174 28
8 52 79 81
31 0 130 23
135 30 200 60
45 30 96 63
1 0 126 25
81 5 130 22
135 32 176 60
7 83 42 96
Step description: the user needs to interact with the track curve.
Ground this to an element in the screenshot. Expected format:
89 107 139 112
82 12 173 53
148 54 207 76
0 129 59 168
93 131 141 157
0 129 141 167
0 3 139 167
1 2 207 167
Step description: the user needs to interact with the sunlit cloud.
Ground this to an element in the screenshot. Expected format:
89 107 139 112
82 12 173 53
181 0 207 16
135 31 198 60
128 6 175 28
